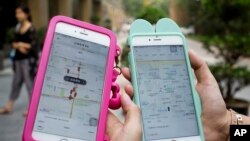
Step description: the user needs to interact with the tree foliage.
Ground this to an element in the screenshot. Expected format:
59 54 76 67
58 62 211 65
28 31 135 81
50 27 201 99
122 0 143 17
136 6 166 24
193 0 250 100
123 0 168 23
174 0 201 26
196 0 250 35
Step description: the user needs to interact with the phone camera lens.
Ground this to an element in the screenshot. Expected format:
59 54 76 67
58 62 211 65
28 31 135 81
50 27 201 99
149 39 151 41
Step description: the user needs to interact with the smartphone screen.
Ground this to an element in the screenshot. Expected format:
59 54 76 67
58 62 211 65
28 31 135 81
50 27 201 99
133 45 199 140
33 27 109 140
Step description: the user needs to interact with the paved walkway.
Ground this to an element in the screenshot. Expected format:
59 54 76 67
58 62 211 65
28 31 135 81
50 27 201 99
0 61 28 141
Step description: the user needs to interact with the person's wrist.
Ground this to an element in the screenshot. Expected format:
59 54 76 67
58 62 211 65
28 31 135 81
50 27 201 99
208 110 231 141
242 115 250 124
230 109 250 125
216 110 231 141
224 110 231 141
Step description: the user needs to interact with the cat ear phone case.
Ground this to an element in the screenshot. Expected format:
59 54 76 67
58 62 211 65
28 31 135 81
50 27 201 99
127 18 204 141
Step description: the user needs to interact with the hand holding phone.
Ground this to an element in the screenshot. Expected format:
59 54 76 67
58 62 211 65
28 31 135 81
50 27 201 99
188 50 232 141
106 92 142 141
23 16 120 141
122 49 231 141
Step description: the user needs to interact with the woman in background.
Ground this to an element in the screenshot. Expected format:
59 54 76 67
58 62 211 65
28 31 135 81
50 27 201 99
0 4 38 115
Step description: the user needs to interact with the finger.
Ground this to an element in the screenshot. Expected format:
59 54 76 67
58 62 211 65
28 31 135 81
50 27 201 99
121 93 141 133
121 67 131 81
124 84 134 98
188 50 215 85
188 50 225 108
24 45 30 49
106 110 122 137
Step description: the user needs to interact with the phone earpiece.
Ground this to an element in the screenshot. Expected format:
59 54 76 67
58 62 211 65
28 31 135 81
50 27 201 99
109 82 121 110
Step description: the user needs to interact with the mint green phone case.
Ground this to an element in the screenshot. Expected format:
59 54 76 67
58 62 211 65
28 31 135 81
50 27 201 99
127 18 205 141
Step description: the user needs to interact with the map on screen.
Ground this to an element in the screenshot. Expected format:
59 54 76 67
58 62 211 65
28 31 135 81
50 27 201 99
33 33 108 140
134 45 199 140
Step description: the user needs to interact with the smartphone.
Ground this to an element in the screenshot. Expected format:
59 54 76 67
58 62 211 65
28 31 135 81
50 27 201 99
23 16 117 141
129 35 203 141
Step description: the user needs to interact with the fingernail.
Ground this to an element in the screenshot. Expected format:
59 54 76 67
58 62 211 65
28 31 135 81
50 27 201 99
189 49 196 55
122 93 132 107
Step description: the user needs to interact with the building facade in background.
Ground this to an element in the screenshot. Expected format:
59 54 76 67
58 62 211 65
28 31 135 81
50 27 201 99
25 0 102 28
25 0 126 30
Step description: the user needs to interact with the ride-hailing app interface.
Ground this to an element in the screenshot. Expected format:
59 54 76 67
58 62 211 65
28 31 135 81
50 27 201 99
34 32 108 140
134 45 199 140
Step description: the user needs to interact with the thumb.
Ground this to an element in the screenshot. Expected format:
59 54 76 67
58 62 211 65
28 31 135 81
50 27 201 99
121 93 141 133
106 111 122 138
188 50 215 85
188 50 225 107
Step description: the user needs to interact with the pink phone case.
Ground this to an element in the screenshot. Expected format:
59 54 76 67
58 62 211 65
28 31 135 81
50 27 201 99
23 16 118 141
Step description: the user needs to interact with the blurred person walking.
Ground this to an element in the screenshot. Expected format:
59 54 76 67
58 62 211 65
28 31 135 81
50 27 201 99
0 4 38 115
